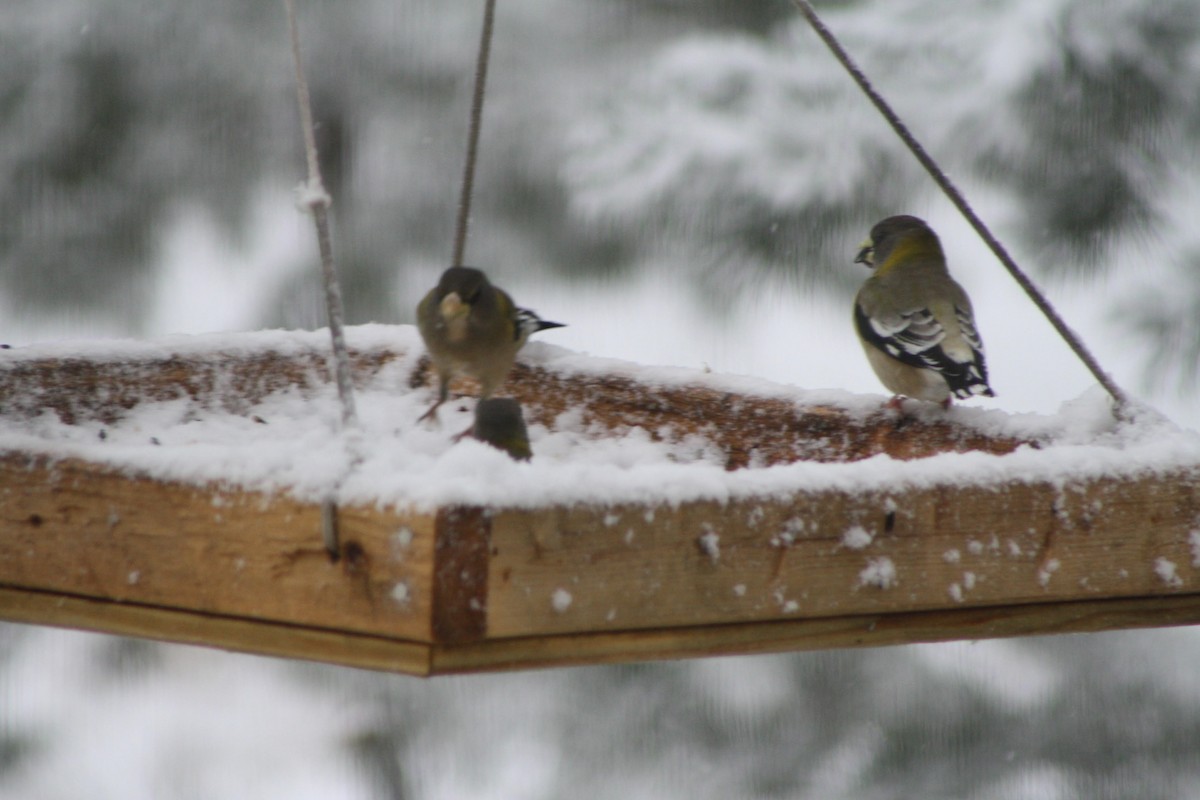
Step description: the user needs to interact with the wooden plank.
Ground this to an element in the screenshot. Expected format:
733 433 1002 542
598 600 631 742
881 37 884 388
484 470 1200 637
0 585 433 676
3 453 1198 670
432 592 1200 674
8 580 1200 679
0 454 435 641
432 506 491 643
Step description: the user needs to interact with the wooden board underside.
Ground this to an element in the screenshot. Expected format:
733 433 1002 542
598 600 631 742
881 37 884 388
5 584 1200 677
3 452 1199 676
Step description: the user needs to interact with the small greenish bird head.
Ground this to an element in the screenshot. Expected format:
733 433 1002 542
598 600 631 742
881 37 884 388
472 397 532 461
435 266 490 304
855 215 942 273
432 266 493 342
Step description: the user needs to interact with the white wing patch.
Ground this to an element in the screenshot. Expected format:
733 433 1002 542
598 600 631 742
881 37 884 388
857 302 994 399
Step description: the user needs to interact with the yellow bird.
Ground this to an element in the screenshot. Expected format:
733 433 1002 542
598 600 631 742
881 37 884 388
416 266 563 422
853 215 994 408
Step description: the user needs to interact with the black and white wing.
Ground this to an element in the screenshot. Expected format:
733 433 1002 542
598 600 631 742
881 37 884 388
855 302 994 398
514 307 566 347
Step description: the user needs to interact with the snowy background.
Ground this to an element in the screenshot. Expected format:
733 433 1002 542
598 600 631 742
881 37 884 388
3 0 1200 797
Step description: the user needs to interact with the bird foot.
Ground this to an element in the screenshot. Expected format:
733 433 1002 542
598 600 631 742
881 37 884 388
417 403 442 425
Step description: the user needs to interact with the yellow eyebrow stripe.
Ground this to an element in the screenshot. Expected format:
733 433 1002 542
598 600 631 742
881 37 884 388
874 235 941 277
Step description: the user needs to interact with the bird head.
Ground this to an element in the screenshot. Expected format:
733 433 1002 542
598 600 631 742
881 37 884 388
434 266 492 339
855 215 941 272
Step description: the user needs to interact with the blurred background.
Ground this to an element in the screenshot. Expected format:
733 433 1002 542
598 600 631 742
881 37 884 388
2 0 1200 797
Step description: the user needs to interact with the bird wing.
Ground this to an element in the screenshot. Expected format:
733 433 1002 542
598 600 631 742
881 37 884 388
514 307 566 344
855 302 993 398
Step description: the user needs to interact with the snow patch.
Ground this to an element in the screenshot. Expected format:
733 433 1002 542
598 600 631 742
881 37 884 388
0 327 1196 514
697 525 720 564
859 557 897 589
1038 559 1061 587
551 588 573 613
772 517 806 548
1155 557 1183 589
841 524 873 551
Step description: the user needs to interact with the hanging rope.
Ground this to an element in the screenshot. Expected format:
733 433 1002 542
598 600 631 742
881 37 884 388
451 0 498 267
791 0 1131 413
285 0 360 430
285 0 361 556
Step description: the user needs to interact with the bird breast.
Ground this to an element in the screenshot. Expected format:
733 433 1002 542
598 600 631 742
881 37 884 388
438 292 471 343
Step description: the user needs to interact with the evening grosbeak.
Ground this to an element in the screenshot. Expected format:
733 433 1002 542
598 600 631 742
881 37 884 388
416 266 563 422
471 397 532 461
852 215 995 408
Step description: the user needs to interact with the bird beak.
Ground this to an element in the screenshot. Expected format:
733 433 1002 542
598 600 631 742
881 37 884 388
854 238 875 267
439 291 468 319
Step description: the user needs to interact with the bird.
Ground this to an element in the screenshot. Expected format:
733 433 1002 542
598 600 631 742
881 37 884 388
416 266 564 422
852 215 994 408
471 397 532 461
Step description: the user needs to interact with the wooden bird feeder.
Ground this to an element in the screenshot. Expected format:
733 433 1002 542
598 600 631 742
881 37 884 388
1 327 1198 676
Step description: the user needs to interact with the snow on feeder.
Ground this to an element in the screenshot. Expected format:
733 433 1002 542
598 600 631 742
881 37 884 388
0 326 1197 676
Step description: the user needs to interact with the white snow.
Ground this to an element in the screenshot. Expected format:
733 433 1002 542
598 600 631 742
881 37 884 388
1037 559 1061 588
1154 557 1184 589
0 324 1197 516
550 588 573 613
858 557 897 590
697 526 720 564
293 178 332 212
771 517 806 548
842 525 874 551
392 526 414 551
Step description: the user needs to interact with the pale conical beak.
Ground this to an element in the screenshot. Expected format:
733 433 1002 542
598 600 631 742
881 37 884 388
854 238 875 267
439 291 467 319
